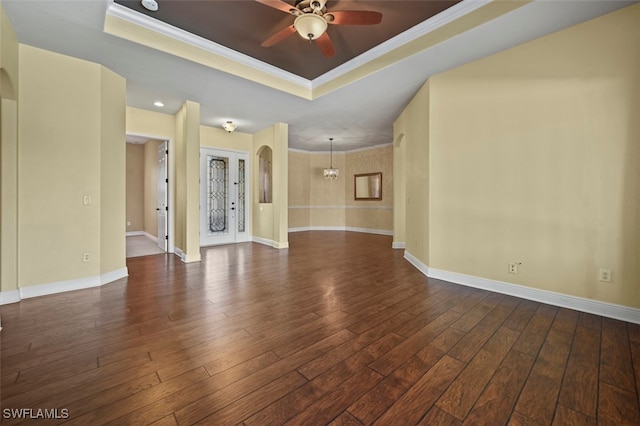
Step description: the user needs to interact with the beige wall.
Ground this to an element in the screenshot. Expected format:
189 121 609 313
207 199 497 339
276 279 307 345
99 67 127 275
173 101 200 262
126 107 176 247
143 139 163 237
201 125 252 152
398 81 431 262
392 118 407 247
126 143 144 232
252 124 288 247
18 45 126 287
288 145 393 233
345 145 393 231
1 2 20 295
396 4 640 308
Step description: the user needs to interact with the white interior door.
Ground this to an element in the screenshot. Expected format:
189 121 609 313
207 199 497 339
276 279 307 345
157 141 168 251
200 148 249 246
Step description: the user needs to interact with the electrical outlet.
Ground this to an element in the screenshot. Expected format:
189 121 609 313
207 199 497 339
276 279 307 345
127 220 131 227
83 195 91 205
83 252 91 263
599 269 612 283
509 263 518 274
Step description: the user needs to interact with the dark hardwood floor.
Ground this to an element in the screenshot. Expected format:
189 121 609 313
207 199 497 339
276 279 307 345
1 231 639 425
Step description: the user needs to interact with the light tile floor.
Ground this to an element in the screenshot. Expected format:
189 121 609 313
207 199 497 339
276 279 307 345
126 235 165 258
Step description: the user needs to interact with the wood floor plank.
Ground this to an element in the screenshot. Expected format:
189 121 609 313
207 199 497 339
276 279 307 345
328 411 365 426
245 333 403 425
557 323 601 418
417 406 463 426
598 381 640 425
463 349 534 425
284 367 383 426
552 404 596 426
368 309 462 376
348 327 465 424
63 367 209 425
373 355 465 425
514 325 574 425
1 232 637 425
600 317 636 392
436 326 520 420
191 370 308 425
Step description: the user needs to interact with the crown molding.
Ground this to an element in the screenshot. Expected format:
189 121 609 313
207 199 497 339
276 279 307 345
288 142 392 154
106 0 490 96
311 0 492 87
106 2 312 89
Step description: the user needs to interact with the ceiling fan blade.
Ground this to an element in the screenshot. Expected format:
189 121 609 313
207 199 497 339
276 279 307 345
316 32 335 58
327 11 383 25
255 0 300 15
261 25 297 48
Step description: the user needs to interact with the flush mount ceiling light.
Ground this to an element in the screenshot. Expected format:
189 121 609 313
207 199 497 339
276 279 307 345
222 120 237 133
141 0 158 12
153 101 164 107
323 137 339 180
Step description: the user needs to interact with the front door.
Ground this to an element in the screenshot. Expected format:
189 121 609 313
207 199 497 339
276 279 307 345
200 148 249 246
157 141 168 251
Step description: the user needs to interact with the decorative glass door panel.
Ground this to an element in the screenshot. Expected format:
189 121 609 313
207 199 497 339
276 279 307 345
200 148 249 246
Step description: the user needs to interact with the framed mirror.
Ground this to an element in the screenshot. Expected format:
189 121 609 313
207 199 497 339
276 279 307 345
354 172 382 200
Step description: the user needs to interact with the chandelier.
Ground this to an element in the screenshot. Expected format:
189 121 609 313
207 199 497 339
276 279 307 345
323 137 339 180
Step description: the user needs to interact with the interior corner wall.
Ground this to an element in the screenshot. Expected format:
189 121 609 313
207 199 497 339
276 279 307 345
392 119 407 247
345 145 393 232
174 100 201 262
396 81 430 262
126 144 144 232
288 150 311 228
143 139 162 237
401 4 640 309
287 145 394 234
99 66 127 276
0 1 20 297
18 45 101 286
309 152 346 227
17 44 126 288
272 123 289 248
253 126 276 242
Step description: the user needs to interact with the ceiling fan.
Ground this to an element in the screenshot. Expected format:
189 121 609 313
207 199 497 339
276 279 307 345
256 0 383 57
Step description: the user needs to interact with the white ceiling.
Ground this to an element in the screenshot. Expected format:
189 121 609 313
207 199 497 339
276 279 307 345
3 0 636 151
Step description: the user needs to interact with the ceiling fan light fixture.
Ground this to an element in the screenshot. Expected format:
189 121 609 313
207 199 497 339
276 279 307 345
294 13 327 41
222 120 237 133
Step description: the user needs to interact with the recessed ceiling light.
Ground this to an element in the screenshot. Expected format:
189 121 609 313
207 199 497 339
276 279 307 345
141 0 158 12
154 101 164 107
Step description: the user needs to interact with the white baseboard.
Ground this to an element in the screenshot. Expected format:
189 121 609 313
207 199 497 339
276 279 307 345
288 226 393 236
5 267 129 302
126 231 144 236
0 289 21 305
174 247 186 262
144 232 158 243
392 241 406 249
252 236 275 247
101 267 129 285
404 251 430 277
251 236 289 249
403 250 640 325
